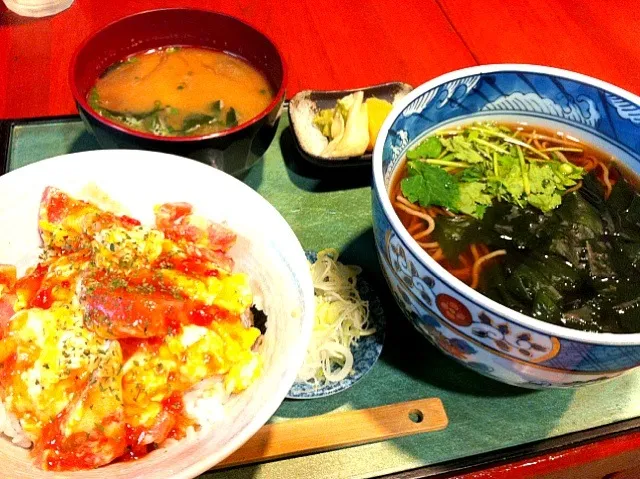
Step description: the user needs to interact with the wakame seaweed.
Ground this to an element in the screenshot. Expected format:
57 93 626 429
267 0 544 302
397 122 640 334
433 169 640 333
88 87 238 137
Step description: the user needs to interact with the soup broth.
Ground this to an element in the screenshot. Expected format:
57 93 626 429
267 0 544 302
88 46 274 137
390 121 640 334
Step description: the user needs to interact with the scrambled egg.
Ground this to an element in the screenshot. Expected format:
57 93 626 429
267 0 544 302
2 304 108 438
0 188 263 471
123 323 261 429
93 225 165 269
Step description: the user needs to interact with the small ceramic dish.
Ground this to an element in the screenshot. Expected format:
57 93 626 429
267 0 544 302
288 82 413 175
287 251 386 400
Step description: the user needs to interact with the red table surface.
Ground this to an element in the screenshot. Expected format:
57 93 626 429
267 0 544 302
437 0 640 97
0 0 478 118
1 1 640 477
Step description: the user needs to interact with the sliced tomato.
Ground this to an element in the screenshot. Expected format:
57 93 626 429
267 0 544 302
80 284 187 338
0 265 17 291
155 202 202 245
39 187 84 249
39 187 141 250
39 186 70 225
80 268 237 338
155 202 193 224
0 294 16 331
155 202 236 252
36 387 126 470
180 244 234 273
14 263 47 309
205 222 236 252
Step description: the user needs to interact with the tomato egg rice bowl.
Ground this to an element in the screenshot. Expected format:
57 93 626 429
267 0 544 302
0 185 265 471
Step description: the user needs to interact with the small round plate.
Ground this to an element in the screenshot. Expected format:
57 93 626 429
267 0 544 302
287 251 386 399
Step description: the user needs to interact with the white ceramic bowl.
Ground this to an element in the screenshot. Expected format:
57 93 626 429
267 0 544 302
0 150 314 478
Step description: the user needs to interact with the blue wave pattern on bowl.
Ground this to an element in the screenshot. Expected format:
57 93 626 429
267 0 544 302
372 68 640 388
287 251 386 399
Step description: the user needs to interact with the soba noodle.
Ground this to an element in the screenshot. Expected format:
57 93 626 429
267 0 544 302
391 123 615 289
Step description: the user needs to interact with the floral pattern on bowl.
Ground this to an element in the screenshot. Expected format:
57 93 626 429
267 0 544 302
372 65 640 388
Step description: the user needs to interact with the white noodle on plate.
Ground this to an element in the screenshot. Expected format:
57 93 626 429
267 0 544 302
297 249 375 384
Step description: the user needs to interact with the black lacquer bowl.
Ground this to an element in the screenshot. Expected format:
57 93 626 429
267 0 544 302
69 8 286 178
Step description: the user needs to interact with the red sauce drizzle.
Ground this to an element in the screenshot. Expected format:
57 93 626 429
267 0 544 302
36 411 120 471
119 215 142 227
162 394 183 415
164 314 182 335
118 337 163 362
32 287 54 309
119 395 187 462
0 352 16 386
15 263 47 307
188 305 232 327
120 423 157 461
162 395 188 440
171 257 220 277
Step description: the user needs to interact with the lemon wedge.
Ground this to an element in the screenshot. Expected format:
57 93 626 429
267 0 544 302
365 97 393 151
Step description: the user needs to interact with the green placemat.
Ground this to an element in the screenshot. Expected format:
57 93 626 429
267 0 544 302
6 117 640 479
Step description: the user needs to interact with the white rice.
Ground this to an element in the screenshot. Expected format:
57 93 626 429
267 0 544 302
159 376 231 449
183 376 231 428
0 399 32 449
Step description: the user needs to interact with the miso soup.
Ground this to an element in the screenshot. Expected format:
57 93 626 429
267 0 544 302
88 46 275 137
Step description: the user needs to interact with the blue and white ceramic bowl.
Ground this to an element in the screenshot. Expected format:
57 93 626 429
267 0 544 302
372 64 640 389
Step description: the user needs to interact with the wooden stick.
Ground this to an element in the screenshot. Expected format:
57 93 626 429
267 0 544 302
215 398 448 469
